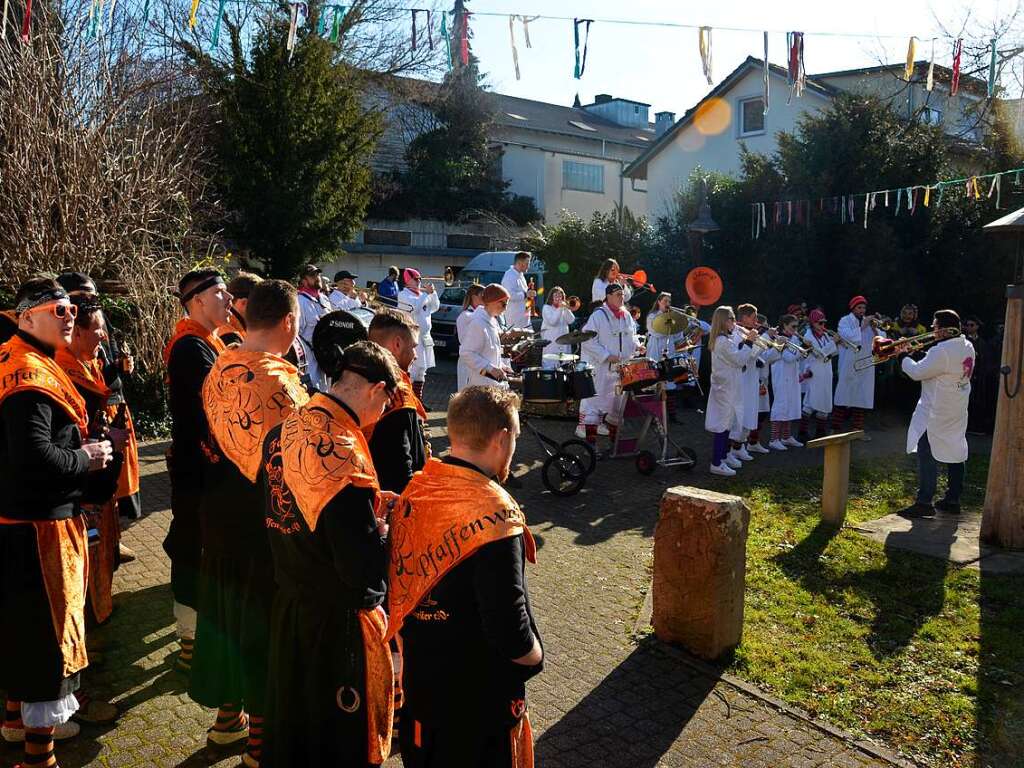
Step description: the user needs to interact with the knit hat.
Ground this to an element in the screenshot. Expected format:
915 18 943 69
481 283 510 305
848 295 867 310
808 309 826 323
402 268 421 285
786 303 802 315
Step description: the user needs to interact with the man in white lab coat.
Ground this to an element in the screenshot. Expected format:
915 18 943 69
398 268 441 399
728 303 767 460
500 251 535 330
898 310 975 517
577 284 642 445
328 270 364 311
832 295 877 438
459 284 512 389
296 264 332 391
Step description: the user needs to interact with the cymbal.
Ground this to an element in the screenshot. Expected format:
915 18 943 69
651 311 691 336
543 352 580 363
555 330 597 346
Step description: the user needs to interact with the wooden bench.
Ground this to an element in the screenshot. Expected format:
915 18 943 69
805 430 865 527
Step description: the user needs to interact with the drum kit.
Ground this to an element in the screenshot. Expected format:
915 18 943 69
518 329 599 405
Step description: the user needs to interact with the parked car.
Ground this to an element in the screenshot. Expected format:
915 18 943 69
431 251 547 356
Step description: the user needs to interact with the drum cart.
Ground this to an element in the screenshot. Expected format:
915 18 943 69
609 383 697 475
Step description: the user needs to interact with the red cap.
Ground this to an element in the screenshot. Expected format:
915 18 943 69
403 268 421 285
786 304 802 315
809 309 826 323
848 295 867 310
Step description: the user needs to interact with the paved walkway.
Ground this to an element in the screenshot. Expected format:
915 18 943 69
7 360 916 768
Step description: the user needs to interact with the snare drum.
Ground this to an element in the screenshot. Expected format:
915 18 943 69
659 355 696 385
567 364 596 400
618 358 659 391
522 367 569 403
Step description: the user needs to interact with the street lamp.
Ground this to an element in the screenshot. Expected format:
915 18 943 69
687 177 720 266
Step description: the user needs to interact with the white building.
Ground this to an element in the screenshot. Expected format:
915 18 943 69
625 57 991 221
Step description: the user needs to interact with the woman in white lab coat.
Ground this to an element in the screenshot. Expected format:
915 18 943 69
800 309 838 439
540 287 576 370
900 311 975 514
705 306 757 476
768 314 806 450
399 268 441 398
591 258 633 304
833 295 877 435
456 283 485 390
459 284 512 390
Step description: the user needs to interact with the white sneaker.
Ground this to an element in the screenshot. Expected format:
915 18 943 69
747 442 770 454
596 423 610 436
2 720 80 743
783 436 804 448
733 446 754 461
768 439 788 451
725 454 742 469
710 462 736 477
574 424 586 439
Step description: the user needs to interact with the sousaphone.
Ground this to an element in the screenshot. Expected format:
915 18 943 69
684 266 723 308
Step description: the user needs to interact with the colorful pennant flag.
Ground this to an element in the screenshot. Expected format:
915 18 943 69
699 26 713 86
573 18 592 79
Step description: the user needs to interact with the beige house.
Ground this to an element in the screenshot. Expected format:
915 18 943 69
625 57 992 221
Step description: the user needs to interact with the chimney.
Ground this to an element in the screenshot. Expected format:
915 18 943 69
655 111 676 137
595 93 613 104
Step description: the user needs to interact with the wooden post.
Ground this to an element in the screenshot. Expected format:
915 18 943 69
653 486 749 660
806 430 864 527
982 286 1024 549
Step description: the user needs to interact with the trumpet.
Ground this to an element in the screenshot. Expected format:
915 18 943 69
853 328 959 371
826 329 860 352
798 338 831 363
567 296 582 311
772 330 812 359
751 334 786 352
869 313 897 333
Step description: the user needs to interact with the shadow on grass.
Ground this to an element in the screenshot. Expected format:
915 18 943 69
535 637 717 768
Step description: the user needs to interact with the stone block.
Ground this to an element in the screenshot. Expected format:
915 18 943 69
653 485 750 660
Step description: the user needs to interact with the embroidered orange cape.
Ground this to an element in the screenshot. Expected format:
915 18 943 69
203 349 309 483
277 392 394 763
55 349 140 498
362 370 428 441
387 458 537 642
162 317 227 369
0 334 91 677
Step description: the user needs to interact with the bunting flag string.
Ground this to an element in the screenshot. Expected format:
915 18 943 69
951 37 963 95
188 0 199 29
19 0 30 41
573 18 592 79
750 165 1024 240
699 26 713 86
330 5 346 43
786 31 805 102
1 0 8 38
456 7 470 66
210 0 226 45
762 32 770 115
440 11 450 69
926 38 935 91
904 36 916 80
987 38 998 97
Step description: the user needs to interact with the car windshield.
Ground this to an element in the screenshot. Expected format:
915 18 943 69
440 287 466 306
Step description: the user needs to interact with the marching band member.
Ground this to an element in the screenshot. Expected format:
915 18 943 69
259 341 400 766
646 293 685 421
399 269 441 400
801 309 838 439
591 259 633 304
500 251 535 330
579 284 642 445
220 272 262 345
377 266 401 303
193 280 309 766
899 310 975 518
328 270 365 312
748 314 777 451
459 284 512 389
541 287 575 370
387 386 541 768
728 304 764 461
365 308 428 494
832 295 876 438
296 265 332 391
456 284 484 390
163 269 232 675
705 306 758 476
768 314 805 450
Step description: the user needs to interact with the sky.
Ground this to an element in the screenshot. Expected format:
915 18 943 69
458 0 1022 116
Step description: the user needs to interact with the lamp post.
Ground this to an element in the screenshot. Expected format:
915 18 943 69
687 177 720 267
980 207 1024 549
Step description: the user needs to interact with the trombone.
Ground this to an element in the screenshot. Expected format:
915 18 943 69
364 286 415 314
853 329 958 371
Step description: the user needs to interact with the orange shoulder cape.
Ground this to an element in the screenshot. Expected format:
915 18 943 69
0 334 88 434
216 309 246 345
279 393 379 532
203 348 310 483
387 458 536 642
362 370 427 441
162 317 226 368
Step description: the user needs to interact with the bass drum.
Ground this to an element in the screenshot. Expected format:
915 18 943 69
522 367 568 404
567 364 596 400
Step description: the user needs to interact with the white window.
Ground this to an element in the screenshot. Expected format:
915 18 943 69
563 161 604 193
739 97 765 136
922 107 942 125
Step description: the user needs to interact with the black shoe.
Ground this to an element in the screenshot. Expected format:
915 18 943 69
935 499 961 514
899 502 936 519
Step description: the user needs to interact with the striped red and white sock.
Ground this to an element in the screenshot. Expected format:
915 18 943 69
770 421 782 441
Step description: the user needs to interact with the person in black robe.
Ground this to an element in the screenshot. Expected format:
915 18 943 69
163 269 232 673
964 316 995 434
0 278 121 766
366 308 427 493
260 340 401 767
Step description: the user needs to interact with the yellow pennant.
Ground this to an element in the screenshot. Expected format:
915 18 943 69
923 186 930 207
905 37 917 80
189 0 200 28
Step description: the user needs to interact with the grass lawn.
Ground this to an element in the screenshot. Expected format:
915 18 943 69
719 454 1024 768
